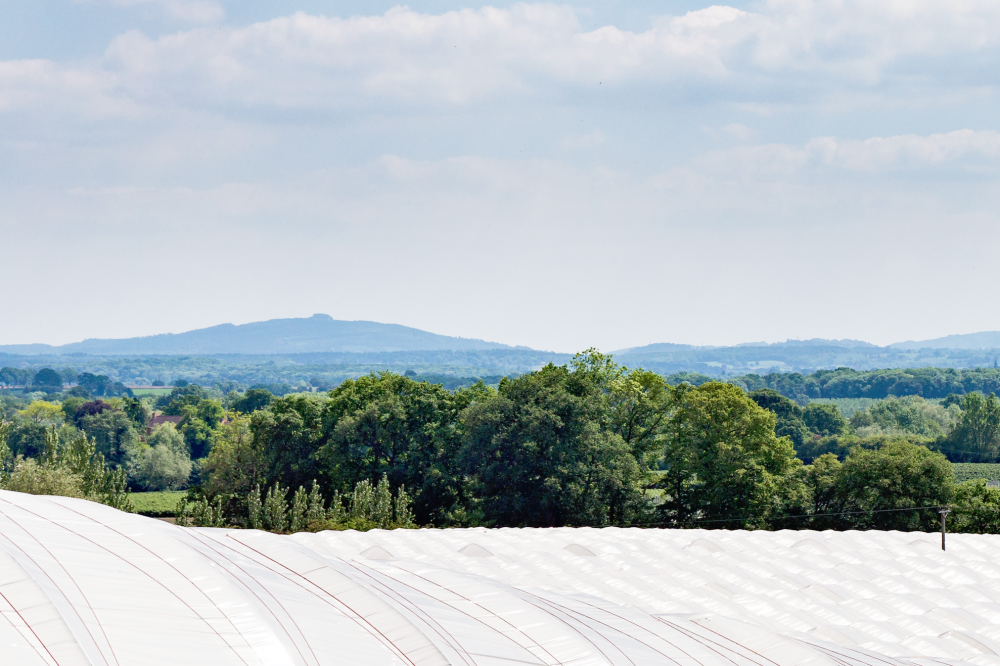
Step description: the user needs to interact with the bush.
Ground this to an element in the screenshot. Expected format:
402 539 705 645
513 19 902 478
0 427 133 512
4 457 85 498
127 423 192 491
849 396 955 439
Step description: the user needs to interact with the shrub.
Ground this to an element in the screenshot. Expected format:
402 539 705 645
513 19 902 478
4 457 85 498
127 423 192 491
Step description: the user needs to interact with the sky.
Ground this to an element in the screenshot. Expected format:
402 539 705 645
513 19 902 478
3 0 1000 353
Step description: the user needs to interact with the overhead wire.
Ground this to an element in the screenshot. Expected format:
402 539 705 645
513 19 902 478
628 503 973 529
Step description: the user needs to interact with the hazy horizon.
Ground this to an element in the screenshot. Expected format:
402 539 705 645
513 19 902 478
4 313 1000 355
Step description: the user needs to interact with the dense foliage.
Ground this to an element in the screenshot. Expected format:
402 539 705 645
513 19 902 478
729 367 1000 402
5 351 1000 535
0 423 132 511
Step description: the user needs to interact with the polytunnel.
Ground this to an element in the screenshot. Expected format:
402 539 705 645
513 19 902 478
1 490 999 665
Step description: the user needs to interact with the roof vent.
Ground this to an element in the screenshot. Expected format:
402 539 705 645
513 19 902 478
459 544 493 558
564 544 596 557
686 539 722 553
360 545 393 560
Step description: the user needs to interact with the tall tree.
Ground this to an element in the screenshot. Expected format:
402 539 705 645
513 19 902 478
944 392 1000 462
252 394 326 492
830 438 953 531
232 388 274 414
803 403 847 437
660 382 805 529
316 372 488 525
571 349 671 467
459 364 648 528
31 368 62 390
748 389 810 450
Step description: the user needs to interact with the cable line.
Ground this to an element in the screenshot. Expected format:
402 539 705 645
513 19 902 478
631 504 964 529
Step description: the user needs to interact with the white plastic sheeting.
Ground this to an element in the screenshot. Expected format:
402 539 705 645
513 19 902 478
1 491 999 665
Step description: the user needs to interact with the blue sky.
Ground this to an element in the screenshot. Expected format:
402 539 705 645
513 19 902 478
3 0 1000 352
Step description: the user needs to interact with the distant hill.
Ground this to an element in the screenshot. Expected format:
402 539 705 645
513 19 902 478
611 342 701 355
617 338 874 355
890 332 1000 350
0 314 521 355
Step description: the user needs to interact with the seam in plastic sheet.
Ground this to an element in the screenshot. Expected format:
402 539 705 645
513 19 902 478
49 500 262 666
0 502 114 666
211 530 436 666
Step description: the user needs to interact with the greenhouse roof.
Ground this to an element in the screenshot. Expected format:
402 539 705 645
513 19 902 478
0 490 998 665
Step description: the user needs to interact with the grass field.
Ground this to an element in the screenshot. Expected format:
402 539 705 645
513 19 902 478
131 491 186 517
806 398 881 417
130 388 174 396
953 463 1000 484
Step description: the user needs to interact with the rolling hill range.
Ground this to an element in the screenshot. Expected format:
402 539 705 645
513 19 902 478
0 314 520 355
6 320 1000 389
889 331 1000 349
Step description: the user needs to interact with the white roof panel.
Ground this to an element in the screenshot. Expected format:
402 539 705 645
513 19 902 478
3 490 1000 664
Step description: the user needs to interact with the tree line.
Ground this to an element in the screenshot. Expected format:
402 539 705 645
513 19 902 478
179 352 1000 533
724 366 1000 402
4 351 1000 534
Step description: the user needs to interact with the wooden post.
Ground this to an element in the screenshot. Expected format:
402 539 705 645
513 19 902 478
939 508 951 551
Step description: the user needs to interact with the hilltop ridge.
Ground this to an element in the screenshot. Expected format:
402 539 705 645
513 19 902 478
0 314 519 355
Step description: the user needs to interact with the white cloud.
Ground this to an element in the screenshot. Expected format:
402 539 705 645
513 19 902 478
0 1 998 121
696 130 1000 175
78 1 1000 112
807 130 1000 170
0 60 124 116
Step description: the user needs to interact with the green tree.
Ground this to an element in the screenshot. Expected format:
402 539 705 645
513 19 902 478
7 422 49 458
121 397 151 430
459 364 648 527
660 382 805 528
953 479 1000 534
263 483 289 532
61 397 88 423
201 412 266 504
166 395 224 458
803 403 847 437
252 395 326 492
316 372 488 525
31 368 62 391
18 401 64 425
4 458 85 498
850 396 953 439
1 429 132 511
157 384 206 409
77 409 140 466
803 453 842 521
78 373 114 396
0 421 11 481
944 392 1000 462
831 438 953 531
127 423 192 491
748 389 810 451
571 350 670 467
232 389 274 414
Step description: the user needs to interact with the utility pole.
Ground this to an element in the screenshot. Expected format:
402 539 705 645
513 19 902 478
939 508 951 551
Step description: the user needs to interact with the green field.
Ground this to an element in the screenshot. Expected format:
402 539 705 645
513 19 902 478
953 463 1000 484
130 388 174 396
806 397 881 417
131 491 186 517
